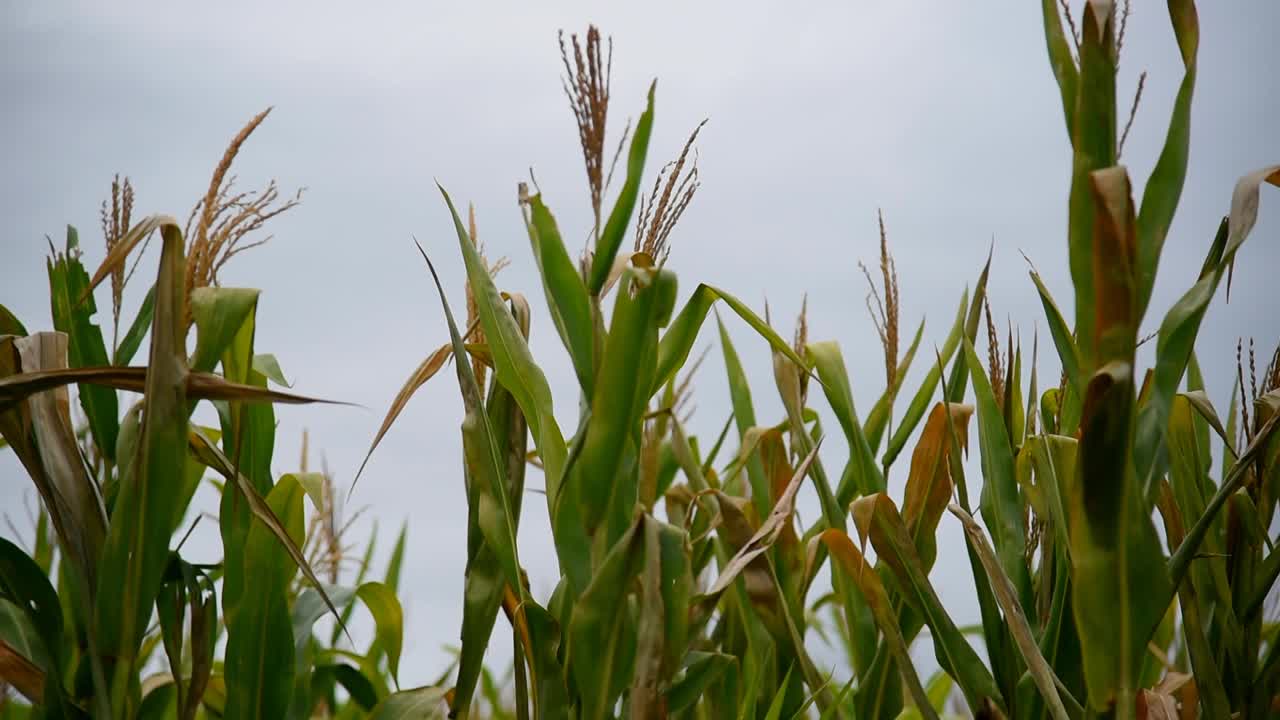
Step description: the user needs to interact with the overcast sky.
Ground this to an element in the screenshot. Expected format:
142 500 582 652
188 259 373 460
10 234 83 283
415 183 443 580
3 0 1279 689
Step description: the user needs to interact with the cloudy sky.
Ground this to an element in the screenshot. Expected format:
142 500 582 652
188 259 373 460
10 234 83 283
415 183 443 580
3 0 1278 687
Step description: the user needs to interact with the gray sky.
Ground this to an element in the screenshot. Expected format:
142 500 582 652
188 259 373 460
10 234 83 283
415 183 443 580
3 0 1279 689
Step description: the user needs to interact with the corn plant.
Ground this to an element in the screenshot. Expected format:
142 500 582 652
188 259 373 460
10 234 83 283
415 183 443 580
367 4 1280 718
0 114 408 719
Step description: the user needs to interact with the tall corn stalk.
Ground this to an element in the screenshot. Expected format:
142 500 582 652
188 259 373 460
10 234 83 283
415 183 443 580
0 117 409 720
365 5 1280 719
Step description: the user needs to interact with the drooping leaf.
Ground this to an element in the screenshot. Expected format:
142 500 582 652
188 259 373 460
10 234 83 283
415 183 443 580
0 333 108 594
367 685 450 719
0 364 336 413
704 443 819 599
850 494 1004 715
353 341 452 489
813 530 937 720
654 284 811 401
191 430 347 637
357 582 404 689
949 505 1075 720
438 185 568 497
189 287 260 372
417 241 529 611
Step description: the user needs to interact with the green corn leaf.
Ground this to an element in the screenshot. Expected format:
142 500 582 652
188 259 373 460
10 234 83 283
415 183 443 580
1029 267 1082 402
1069 361 1171 712
569 515 644 720
881 291 967 467
1133 0 1199 320
631 516 693 717
944 252 992 411
0 538 73 716
588 83 656 295
524 602 572 718
1166 397 1241 650
327 664 380 710
454 357 529 717
453 521 503 716
1132 221 1225 500
934 347 1016 706
47 226 118 462
806 341 883 502
0 304 28 336
367 685 450 719
654 284 810 401
851 494 1005 715
1153 487 1231 720
0 540 62 671
224 475 305 720
761 666 794 720
1005 338 1024 449
251 353 290 388
1040 0 1078 139
0 600 48 704
191 431 346 640
575 266 676 538
418 242 527 605
1066 0 1118 377
112 284 155 366
439 184 568 498
189 287 260 373
717 313 769 517
865 316 925 453
962 339 1031 612
357 582 404 689
385 522 409 594
524 194 594 394
95 220 187 710
291 584 358 676
205 284 277 638
949 505 1077 720
1135 168 1279 499
666 652 734 714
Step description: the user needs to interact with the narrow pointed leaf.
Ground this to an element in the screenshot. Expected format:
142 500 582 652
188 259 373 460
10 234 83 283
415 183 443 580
949 505 1074 720
588 83 656 295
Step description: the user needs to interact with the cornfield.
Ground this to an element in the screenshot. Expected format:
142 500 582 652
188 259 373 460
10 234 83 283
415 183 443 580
2 0 1278 718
